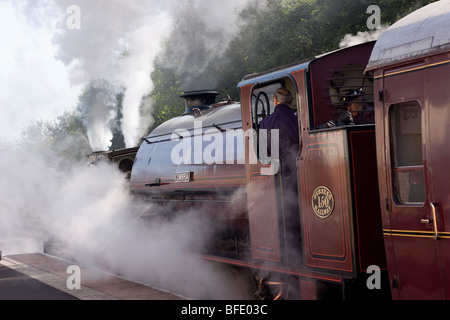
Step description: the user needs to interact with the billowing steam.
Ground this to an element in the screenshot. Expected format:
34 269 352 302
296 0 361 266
160 0 250 91
339 26 389 48
0 144 253 299
0 0 256 300
5 0 250 151
50 0 174 149
77 80 119 151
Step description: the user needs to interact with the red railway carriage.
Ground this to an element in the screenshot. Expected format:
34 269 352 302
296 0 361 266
366 0 450 300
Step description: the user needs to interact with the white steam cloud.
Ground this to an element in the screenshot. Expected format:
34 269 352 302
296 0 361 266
0 0 256 299
339 26 389 48
1 0 251 150
0 144 253 299
51 0 174 149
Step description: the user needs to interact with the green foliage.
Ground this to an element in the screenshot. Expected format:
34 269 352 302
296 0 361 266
25 0 437 150
378 0 438 24
110 92 126 150
147 59 185 133
219 0 436 97
150 0 436 111
19 110 91 162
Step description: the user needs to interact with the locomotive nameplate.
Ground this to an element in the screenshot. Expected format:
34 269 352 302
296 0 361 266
174 171 191 183
312 186 335 219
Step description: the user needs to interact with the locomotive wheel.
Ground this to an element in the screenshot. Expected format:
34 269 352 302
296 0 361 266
253 275 300 300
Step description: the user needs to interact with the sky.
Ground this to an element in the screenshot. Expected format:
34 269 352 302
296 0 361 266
0 0 80 145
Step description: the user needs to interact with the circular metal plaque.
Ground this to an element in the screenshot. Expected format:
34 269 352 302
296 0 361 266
312 186 335 219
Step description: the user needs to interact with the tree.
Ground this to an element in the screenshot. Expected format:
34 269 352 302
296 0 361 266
147 59 185 133
378 0 438 24
110 92 126 150
19 110 91 162
148 0 437 125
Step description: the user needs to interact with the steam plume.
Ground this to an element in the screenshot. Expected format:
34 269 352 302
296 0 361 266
0 144 253 299
50 0 174 149
339 26 389 48
13 0 249 150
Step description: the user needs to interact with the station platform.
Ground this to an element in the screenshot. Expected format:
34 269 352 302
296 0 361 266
0 253 184 300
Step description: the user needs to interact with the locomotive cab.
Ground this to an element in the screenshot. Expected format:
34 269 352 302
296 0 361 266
238 41 389 299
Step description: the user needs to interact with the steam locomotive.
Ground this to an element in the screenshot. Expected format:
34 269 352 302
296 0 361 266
129 1 450 300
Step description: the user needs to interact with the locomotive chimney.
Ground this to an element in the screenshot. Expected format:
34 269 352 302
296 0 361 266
180 90 220 115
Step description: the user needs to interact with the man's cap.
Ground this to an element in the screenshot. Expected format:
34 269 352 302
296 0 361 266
340 88 363 103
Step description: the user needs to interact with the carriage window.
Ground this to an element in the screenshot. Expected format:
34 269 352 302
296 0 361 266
389 101 425 205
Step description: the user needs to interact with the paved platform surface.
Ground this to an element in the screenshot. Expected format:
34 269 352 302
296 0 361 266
0 253 185 300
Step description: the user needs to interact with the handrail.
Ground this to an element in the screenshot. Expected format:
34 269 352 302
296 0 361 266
430 202 439 240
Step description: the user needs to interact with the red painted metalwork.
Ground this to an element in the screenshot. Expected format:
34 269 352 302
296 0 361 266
365 1 450 300
128 2 449 300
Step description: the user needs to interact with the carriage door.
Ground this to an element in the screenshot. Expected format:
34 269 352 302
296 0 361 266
382 66 443 299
